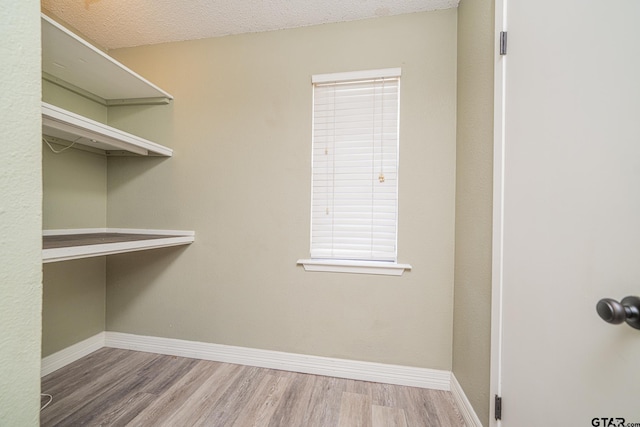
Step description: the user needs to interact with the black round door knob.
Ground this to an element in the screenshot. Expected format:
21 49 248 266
596 296 640 330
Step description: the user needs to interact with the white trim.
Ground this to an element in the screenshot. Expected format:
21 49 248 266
312 68 402 84
490 0 507 425
43 228 195 263
451 373 484 427
297 259 412 276
105 332 450 390
41 332 106 377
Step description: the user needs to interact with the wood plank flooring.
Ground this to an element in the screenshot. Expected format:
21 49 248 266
41 348 464 426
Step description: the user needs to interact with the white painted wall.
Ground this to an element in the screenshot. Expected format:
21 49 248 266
0 0 43 424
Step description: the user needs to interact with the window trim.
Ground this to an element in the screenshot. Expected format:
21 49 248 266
311 68 402 84
297 258 412 276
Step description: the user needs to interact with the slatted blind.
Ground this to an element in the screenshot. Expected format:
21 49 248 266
310 69 401 262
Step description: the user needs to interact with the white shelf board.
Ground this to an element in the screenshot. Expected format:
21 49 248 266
42 102 173 156
42 14 173 104
43 228 195 263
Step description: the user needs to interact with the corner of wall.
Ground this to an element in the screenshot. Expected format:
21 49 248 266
453 0 495 425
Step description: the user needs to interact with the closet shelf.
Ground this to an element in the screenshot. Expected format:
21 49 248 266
42 102 172 156
43 229 195 263
42 14 173 106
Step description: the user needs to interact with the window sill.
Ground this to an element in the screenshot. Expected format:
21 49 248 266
297 259 412 276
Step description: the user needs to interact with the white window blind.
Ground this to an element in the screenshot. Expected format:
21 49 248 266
310 68 401 262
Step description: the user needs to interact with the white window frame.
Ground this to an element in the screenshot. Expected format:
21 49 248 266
297 68 411 276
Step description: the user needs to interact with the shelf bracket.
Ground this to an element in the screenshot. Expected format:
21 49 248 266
43 72 107 105
106 97 172 106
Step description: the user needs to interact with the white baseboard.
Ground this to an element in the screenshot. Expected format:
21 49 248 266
450 373 483 427
105 332 451 391
41 332 106 377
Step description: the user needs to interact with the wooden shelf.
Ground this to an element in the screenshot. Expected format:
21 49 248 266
43 229 195 263
42 102 173 156
41 14 173 106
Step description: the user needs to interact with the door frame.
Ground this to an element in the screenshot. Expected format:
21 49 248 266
490 0 507 425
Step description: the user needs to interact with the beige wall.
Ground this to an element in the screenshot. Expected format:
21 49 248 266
106 10 458 369
42 259 106 356
42 81 107 230
41 81 108 357
0 0 43 423
453 0 494 424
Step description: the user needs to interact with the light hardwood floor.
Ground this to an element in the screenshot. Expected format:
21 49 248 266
41 348 464 426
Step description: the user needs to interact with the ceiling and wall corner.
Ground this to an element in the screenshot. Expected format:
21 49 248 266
41 0 459 49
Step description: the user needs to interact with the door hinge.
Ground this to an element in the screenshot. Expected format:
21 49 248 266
500 31 507 55
495 395 503 420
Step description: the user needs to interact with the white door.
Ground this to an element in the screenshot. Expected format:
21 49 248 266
493 0 640 425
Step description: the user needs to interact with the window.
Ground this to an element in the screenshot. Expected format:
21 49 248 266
298 68 411 276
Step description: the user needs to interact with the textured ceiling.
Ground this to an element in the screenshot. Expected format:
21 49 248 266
41 0 459 50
